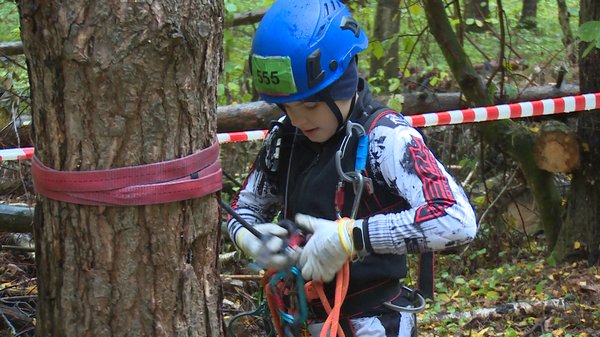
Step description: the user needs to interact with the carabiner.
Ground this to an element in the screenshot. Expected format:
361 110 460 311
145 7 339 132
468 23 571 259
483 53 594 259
382 286 427 314
335 121 367 183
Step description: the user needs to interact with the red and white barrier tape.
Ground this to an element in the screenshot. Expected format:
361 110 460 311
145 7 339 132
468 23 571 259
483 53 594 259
0 147 34 161
216 129 268 144
405 92 600 127
2 92 599 161
0 130 269 161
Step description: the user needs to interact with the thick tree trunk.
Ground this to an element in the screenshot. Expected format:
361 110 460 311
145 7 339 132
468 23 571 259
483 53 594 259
17 1 224 336
556 0 600 264
423 0 563 250
369 0 400 92
518 0 540 28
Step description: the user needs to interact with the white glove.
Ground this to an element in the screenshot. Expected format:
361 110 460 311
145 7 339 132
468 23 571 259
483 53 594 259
295 214 353 282
235 224 291 270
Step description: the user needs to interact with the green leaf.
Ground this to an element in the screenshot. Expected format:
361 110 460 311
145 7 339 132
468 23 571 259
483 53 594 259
535 280 547 294
225 2 238 13
486 290 499 299
578 21 600 42
582 43 596 58
387 94 404 111
369 41 385 60
546 254 557 268
388 78 401 93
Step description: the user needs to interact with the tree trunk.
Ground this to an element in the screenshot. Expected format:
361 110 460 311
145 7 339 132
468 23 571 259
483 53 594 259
556 0 600 264
17 1 225 336
422 0 564 250
556 0 576 64
518 0 540 28
464 0 490 32
369 0 401 92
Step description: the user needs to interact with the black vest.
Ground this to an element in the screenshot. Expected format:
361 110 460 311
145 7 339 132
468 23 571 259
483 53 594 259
259 82 412 296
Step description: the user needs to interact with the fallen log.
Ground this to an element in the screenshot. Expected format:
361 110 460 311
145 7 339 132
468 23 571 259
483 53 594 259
0 41 24 57
228 9 266 27
0 204 33 233
533 120 580 173
216 84 580 132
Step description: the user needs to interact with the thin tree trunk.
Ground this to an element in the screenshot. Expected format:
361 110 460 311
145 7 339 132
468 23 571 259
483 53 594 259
369 0 401 92
422 0 563 250
556 0 576 65
17 1 225 336
556 0 600 264
518 0 540 28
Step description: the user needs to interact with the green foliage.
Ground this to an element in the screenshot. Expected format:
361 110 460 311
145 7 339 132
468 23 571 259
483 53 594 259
577 21 600 57
0 0 19 42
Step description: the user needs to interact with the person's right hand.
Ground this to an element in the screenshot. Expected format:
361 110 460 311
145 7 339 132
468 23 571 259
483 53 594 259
235 224 291 270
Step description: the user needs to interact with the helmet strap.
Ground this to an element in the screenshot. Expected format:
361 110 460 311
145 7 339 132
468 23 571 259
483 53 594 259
318 90 344 127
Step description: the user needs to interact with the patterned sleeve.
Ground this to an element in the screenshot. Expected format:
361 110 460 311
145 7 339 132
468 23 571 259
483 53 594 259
362 113 478 255
226 138 283 248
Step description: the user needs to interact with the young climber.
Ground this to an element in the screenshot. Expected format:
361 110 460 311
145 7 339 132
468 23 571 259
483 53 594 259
227 0 478 336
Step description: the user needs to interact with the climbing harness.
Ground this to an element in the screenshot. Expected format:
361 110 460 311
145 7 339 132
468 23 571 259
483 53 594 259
334 119 427 314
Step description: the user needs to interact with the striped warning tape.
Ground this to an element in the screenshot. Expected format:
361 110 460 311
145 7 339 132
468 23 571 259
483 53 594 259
404 92 600 127
0 147 34 161
1 92 599 161
0 130 269 161
216 129 268 144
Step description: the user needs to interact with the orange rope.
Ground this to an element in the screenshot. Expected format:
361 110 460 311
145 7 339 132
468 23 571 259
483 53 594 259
264 282 285 337
313 261 351 337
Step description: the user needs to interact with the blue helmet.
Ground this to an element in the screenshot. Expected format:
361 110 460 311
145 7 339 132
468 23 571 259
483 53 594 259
250 0 368 104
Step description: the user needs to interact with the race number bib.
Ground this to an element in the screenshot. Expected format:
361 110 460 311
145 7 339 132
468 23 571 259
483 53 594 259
251 55 297 95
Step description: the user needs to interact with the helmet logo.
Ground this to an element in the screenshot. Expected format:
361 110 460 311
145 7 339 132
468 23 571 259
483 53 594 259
251 55 298 95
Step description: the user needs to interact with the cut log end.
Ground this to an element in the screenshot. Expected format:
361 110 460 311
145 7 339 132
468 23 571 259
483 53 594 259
533 121 580 173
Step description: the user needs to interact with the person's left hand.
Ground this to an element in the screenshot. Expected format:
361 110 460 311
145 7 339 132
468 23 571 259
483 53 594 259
295 214 353 282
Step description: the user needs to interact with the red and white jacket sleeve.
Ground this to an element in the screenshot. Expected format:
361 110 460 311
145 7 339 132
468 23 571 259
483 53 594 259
359 113 478 254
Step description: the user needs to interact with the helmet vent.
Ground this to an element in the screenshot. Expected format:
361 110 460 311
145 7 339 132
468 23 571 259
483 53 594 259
340 16 360 38
324 1 339 17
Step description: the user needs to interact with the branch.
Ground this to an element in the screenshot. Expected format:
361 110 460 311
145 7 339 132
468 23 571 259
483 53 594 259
422 298 571 323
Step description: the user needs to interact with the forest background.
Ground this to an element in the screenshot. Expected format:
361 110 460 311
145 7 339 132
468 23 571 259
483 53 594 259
0 0 599 336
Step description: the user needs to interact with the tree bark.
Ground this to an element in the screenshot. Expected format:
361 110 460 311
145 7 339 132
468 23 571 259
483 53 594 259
556 0 600 264
518 0 540 29
17 1 225 336
369 0 401 92
422 0 563 250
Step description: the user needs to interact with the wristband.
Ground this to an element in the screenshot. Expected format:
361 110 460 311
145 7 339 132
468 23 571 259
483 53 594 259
336 218 354 257
351 220 367 256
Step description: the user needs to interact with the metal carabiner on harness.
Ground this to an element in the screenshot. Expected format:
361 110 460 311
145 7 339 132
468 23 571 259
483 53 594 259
382 285 427 313
334 121 373 219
